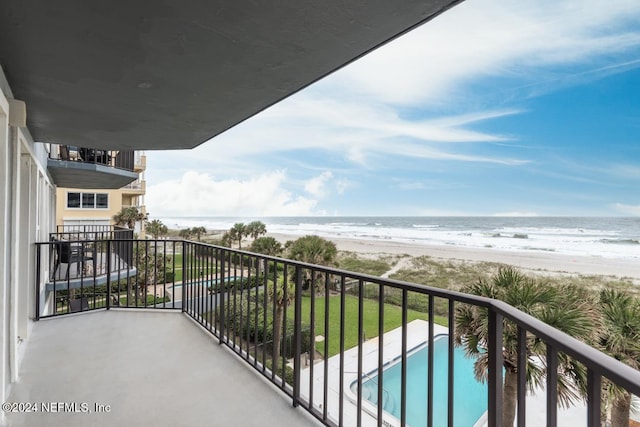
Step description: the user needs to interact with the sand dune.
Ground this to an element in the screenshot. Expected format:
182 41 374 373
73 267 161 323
268 232 640 280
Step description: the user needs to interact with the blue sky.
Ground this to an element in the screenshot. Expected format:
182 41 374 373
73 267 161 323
146 0 640 217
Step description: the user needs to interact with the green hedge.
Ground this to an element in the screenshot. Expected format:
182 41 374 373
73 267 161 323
225 296 312 358
207 275 264 292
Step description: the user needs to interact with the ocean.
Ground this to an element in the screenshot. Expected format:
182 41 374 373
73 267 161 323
158 216 640 260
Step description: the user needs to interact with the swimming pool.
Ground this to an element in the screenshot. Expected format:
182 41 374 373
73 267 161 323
354 335 486 427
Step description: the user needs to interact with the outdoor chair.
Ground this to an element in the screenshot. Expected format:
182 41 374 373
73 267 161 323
51 236 94 280
69 297 90 313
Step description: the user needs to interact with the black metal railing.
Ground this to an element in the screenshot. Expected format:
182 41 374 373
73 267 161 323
52 225 133 242
35 238 178 318
49 144 135 172
33 239 640 427
56 224 114 234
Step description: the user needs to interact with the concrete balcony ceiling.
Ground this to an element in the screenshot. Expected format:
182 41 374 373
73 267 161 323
0 0 463 151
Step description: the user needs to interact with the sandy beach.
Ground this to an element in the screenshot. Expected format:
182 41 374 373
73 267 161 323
268 232 640 281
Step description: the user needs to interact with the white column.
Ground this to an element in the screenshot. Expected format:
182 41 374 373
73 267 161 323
0 86 10 425
8 124 21 383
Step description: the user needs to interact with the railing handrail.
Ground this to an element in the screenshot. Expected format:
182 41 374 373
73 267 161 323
49 229 134 245
48 144 135 172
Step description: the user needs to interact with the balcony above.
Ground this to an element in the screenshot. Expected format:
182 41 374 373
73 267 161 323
121 179 146 195
133 154 146 173
47 145 138 189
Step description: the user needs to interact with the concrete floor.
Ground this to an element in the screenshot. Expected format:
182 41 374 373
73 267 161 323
6 310 320 427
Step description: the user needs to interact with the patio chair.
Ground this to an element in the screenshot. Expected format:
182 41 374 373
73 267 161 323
51 236 94 280
69 297 90 313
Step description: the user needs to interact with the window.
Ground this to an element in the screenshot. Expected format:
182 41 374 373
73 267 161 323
96 193 108 209
67 192 81 208
67 192 108 209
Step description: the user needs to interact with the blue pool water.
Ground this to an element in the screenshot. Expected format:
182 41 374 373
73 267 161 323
356 336 486 427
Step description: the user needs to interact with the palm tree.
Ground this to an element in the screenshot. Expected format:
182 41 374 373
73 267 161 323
287 235 337 292
246 220 267 240
228 223 247 249
192 226 207 241
112 206 147 229
269 271 295 365
250 236 283 257
250 237 283 276
221 231 232 248
286 235 337 265
598 289 640 427
179 228 194 240
145 219 168 240
455 267 596 427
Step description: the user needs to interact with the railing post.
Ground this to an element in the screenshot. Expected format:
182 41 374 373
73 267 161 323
293 265 302 408
106 240 111 310
182 242 187 313
488 309 504 427
219 248 225 344
587 369 602 427
35 244 41 321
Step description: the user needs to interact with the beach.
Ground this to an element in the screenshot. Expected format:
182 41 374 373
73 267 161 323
268 232 640 282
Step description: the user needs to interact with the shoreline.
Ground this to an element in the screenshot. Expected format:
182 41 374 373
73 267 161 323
267 232 640 281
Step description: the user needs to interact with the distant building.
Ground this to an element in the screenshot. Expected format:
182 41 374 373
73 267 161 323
55 152 147 236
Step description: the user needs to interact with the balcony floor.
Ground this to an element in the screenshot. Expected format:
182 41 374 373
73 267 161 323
7 310 320 427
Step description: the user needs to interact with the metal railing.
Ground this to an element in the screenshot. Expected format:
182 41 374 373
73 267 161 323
49 144 135 172
33 239 640 427
56 224 114 233
52 225 133 241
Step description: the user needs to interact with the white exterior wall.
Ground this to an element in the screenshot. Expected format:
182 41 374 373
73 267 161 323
0 67 56 425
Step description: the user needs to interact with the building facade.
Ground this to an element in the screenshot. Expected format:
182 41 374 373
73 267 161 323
54 153 147 235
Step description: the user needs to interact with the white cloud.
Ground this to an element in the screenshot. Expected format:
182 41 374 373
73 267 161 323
304 171 333 197
174 98 527 170
146 171 318 216
612 203 640 216
335 179 353 195
609 164 640 180
330 0 640 105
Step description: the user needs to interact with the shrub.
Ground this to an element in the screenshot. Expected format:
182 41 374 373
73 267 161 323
224 296 311 358
265 359 294 385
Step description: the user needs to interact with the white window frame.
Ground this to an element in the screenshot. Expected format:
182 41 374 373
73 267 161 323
66 191 109 209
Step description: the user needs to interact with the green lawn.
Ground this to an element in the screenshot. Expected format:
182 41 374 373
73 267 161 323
170 253 219 282
290 294 447 357
118 294 170 306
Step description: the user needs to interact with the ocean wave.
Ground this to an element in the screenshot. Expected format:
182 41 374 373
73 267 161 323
412 224 439 229
327 222 369 227
499 227 613 236
601 238 640 245
488 233 528 239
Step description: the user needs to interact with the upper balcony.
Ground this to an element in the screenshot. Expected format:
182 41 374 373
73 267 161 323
121 179 146 195
17 238 640 427
134 152 146 173
47 144 139 189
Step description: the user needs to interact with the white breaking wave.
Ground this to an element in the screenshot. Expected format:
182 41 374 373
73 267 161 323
159 216 640 260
